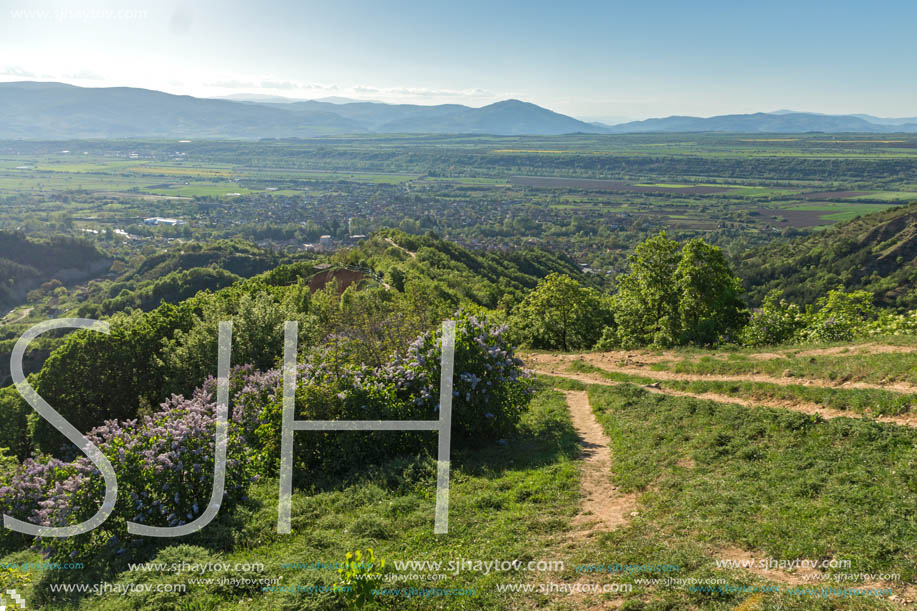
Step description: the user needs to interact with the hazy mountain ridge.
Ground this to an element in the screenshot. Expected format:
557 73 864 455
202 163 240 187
1 82 916 138
606 112 917 134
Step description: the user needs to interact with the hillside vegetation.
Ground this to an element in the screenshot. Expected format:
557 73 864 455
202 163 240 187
737 202 917 309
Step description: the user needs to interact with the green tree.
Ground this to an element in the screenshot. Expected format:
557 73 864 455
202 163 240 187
675 239 749 345
612 233 748 348
611 232 682 347
802 288 875 343
512 273 612 351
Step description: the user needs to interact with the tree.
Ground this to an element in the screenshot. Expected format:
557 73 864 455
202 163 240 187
675 239 749 345
611 232 682 347
612 233 748 348
512 273 612 351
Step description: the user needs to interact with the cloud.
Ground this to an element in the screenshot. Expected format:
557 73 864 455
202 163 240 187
199 75 501 105
357 85 495 99
0 66 36 77
206 79 257 89
259 80 298 90
64 70 104 81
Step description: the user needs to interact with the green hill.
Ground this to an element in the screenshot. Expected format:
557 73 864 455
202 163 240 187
737 202 917 309
0 231 110 309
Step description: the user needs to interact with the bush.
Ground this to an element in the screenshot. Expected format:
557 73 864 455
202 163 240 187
2 387 257 564
864 309 917 337
802 288 875 343
235 309 534 476
740 290 806 347
392 309 533 443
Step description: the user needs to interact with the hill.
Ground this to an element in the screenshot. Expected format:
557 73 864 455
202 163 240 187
0 83 603 138
736 202 917 308
0 231 110 309
607 111 917 133
0 82 366 139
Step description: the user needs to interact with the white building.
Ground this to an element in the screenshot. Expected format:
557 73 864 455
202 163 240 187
143 217 185 226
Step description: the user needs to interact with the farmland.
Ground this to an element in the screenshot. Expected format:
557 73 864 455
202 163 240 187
1 133 916 293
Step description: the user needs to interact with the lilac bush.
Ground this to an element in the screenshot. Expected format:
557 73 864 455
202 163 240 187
222 309 533 475
386 309 534 442
0 387 256 563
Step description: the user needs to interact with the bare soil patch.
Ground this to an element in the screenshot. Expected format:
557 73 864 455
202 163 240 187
308 268 365 294
563 390 637 538
793 343 917 358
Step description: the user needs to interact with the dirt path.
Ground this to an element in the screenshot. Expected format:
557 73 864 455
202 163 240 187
537 369 917 429
2 307 32 325
529 352 917 394
384 237 416 258
563 390 636 538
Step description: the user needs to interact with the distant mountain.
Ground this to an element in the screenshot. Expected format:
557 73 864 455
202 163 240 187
216 94 371 104
850 114 917 126
0 82 602 138
0 82 365 138
2 82 916 138
607 112 917 133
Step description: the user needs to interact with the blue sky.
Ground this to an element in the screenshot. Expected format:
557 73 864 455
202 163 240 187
1 0 915 121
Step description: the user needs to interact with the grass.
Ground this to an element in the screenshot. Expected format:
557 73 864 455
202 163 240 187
662 351 917 386
13 388 582 610
568 352 917 416
662 379 916 417
574 383 917 609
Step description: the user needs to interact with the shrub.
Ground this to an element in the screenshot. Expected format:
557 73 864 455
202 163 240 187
740 290 806 347
802 288 875 343
2 387 257 564
864 309 917 337
335 548 387 609
235 309 534 476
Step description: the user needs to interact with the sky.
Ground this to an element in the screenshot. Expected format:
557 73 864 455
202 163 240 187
1 0 915 122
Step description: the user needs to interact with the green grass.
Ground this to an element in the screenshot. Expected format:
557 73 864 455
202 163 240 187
569 361 917 416
574 383 917 609
567 353 916 416
663 351 917 386
15 388 582 610
661 379 916 417
567 360 655 385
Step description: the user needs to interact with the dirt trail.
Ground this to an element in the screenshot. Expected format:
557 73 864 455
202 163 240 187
563 390 636 538
2 307 32 325
537 369 917 429
528 352 917 394
384 237 416 258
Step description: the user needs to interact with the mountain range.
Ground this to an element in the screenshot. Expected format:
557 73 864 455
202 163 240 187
1 81 916 138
